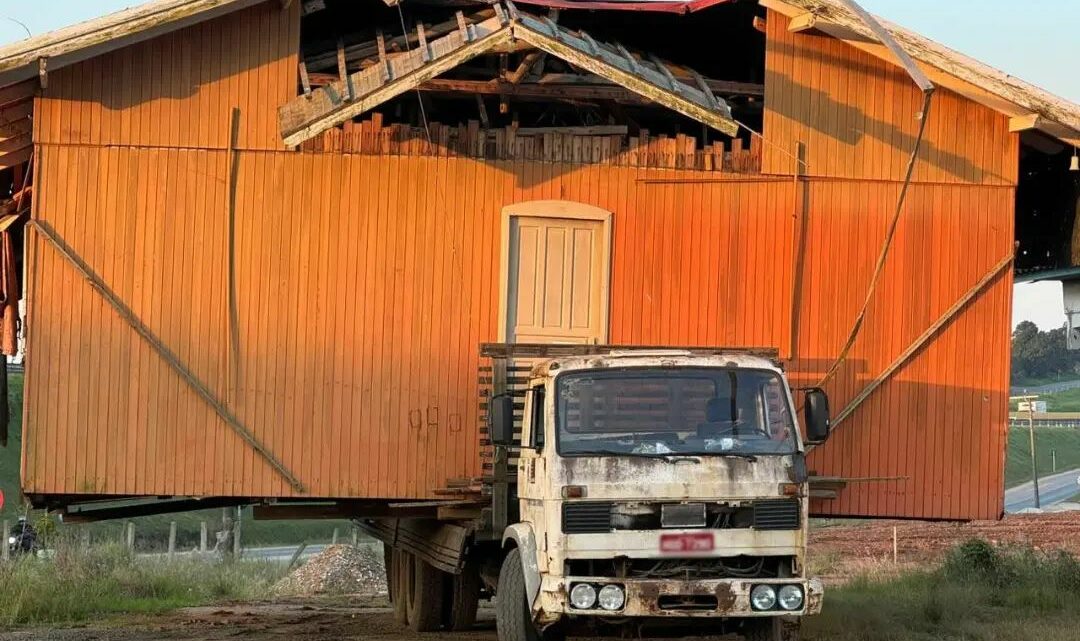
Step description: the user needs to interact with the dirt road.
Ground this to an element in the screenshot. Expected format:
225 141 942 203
0 601 739 641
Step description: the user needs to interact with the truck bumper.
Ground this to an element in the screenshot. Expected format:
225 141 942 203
537 576 824 619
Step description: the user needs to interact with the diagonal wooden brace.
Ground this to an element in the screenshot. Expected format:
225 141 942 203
820 252 1014 440
29 219 306 493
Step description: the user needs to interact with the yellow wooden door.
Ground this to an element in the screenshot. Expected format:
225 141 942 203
507 215 608 344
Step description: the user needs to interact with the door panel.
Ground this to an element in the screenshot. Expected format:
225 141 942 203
508 215 607 344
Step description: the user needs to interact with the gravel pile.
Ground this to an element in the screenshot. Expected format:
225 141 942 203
274 545 388 596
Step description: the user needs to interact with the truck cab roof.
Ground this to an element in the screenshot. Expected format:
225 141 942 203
530 349 784 378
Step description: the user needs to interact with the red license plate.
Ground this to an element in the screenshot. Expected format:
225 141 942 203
660 532 715 553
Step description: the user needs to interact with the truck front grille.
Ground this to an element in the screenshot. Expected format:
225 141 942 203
562 502 614 534
752 499 800 530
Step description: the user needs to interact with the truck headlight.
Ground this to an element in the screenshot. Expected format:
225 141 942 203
750 585 777 611
570 583 597 609
598 584 625 611
777 585 804 611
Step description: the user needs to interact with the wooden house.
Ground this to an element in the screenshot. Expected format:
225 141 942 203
0 0 1075 520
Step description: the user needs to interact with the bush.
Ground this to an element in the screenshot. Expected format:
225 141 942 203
0 540 285 627
806 540 1080 641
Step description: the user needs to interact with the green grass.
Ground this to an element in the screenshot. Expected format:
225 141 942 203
1005 426 1080 487
1010 373 1080 388
0 373 352 548
805 540 1080 641
0 540 284 627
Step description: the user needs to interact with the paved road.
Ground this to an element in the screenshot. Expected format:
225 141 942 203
1010 379 1080 395
1005 467 1080 512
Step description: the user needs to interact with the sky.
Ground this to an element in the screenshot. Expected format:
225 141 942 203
0 0 1076 330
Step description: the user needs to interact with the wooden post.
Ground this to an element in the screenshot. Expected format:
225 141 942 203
287 542 308 572
221 508 234 560
200 521 208 553
2 520 8 561
125 521 135 550
168 522 177 559
232 507 242 558
892 526 898 565
332 528 339 545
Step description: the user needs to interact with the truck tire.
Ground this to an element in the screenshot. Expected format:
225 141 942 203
496 548 542 641
443 562 481 631
390 548 408 625
744 618 801 641
404 552 445 632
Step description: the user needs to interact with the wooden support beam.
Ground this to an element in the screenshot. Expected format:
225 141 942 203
827 253 1015 431
0 133 30 156
691 70 719 108
376 31 392 81
419 78 655 105
37 57 47 90
457 12 472 42
417 22 431 62
279 16 512 146
515 125 627 136
475 94 490 128
648 53 681 93
0 147 30 171
512 17 739 136
0 116 31 141
0 80 35 109
1009 113 1042 132
506 50 544 84
787 12 820 33
29 219 305 492
298 60 312 96
614 42 641 73
336 38 352 99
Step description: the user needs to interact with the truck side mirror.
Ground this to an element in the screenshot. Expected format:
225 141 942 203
803 388 831 444
490 393 516 446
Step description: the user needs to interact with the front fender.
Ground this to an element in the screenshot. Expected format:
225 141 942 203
502 523 542 609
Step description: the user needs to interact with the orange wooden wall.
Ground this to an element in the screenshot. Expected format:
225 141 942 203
762 10 1019 187
22 2 1016 519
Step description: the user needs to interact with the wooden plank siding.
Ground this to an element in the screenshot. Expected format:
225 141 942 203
33 1 299 152
24 144 1014 517
762 10 1019 186
20 3 1016 519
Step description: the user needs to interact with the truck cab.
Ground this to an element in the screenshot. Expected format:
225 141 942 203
490 349 831 640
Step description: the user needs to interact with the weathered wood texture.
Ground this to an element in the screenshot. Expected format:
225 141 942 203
22 4 1015 520
762 10 1019 185
298 115 762 173
33 2 299 151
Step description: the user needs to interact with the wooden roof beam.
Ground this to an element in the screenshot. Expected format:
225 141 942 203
509 9 739 136
278 14 512 146
1009 113 1041 133
787 12 819 33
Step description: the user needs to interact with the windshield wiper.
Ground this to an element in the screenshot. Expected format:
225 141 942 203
715 452 758 462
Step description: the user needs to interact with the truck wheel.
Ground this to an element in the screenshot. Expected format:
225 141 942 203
443 562 481 631
390 549 408 625
744 618 801 641
404 552 445 632
496 548 542 641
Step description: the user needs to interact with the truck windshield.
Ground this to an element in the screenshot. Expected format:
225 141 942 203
555 367 797 457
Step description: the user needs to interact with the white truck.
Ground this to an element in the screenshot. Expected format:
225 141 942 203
376 344 831 641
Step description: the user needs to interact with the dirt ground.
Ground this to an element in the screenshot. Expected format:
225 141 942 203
809 511 1080 582
3 513 1079 641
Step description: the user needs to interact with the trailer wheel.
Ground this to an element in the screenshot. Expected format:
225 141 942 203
744 618 801 641
496 548 542 641
389 548 408 625
443 562 481 631
404 552 445 632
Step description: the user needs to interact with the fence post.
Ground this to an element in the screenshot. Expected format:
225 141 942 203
168 522 177 559
351 529 358 547
125 521 135 550
332 528 339 545
200 521 208 553
232 506 241 558
2 520 8 561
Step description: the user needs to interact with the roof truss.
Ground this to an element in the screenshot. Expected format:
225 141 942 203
278 2 740 147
